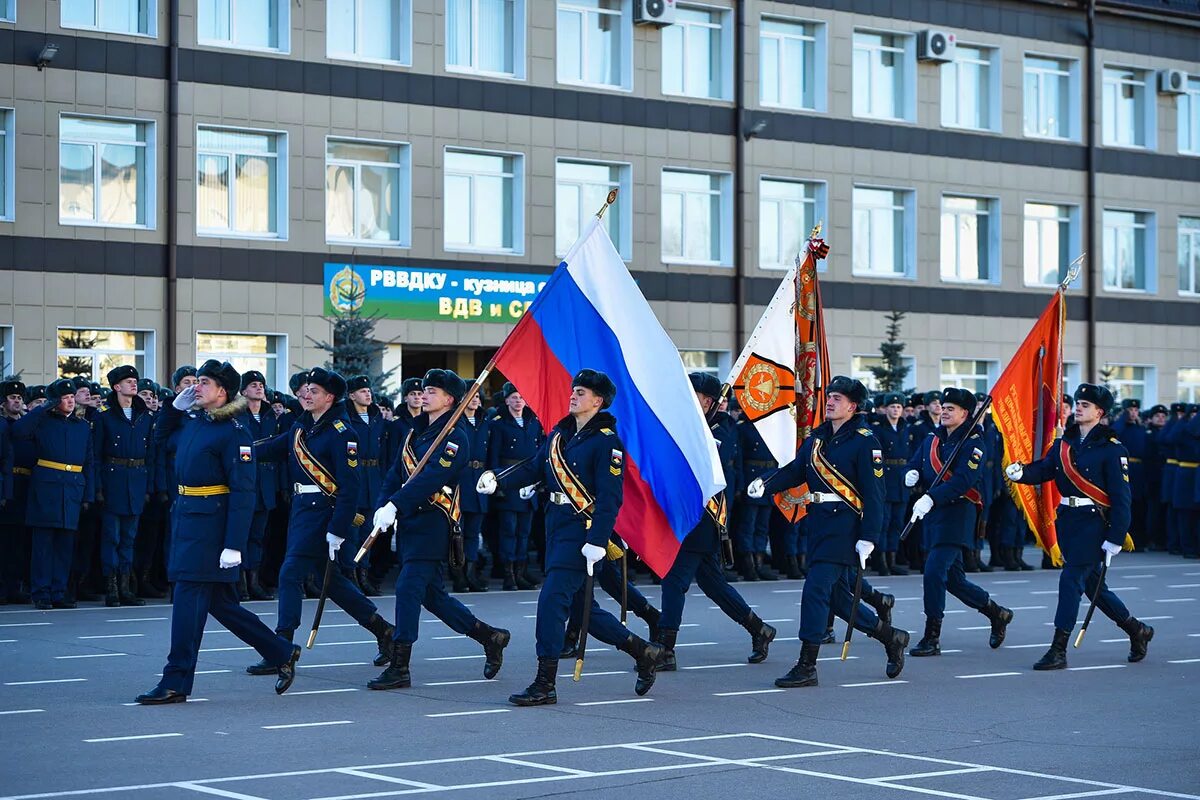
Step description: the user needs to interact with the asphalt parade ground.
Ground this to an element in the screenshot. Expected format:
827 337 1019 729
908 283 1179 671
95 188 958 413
2 552 1198 800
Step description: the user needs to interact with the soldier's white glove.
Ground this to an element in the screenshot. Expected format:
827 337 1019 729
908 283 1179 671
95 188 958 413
326 532 344 561
219 548 241 569
1005 462 1024 482
476 471 498 495
581 543 606 576
854 540 875 570
910 494 934 522
747 478 765 499
904 469 920 488
172 385 197 410
373 502 397 531
518 485 537 501
1101 541 1122 566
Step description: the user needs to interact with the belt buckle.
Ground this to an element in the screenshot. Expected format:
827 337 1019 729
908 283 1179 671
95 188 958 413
294 483 303 495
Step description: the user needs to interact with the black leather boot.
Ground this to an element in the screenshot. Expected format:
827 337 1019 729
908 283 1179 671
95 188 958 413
874 550 890 576
560 626 580 659
1017 546 1036 570
963 548 980 573
469 621 511 679
738 552 759 582
657 628 678 671
910 616 941 657
450 565 470 593
247 630 293 675
514 561 538 590
358 569 382 597
775 641 820 688
871 620 910 679
983 599 1014 649
139 568 166 599
466 562 489 592
73 572 98 602
744 612 777 664
865 588 894 626
1120 617 1154 663
784 555 804 579
1001 546 1021 571
275 644 301 694
755 552 779 581
502 562 517 591
509 657 558 706
237 571 250 601
365 613 395 667
104 574 120 607
886 552 908 576
976 549 994 572
636 604 661 642
135 686 187 705
368 642 412 689
620 634 664 696
1033 628 1069 670
246 569 273 601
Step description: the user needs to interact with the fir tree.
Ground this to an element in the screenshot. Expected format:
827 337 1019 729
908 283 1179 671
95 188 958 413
868 311 912 392
308 296 398 397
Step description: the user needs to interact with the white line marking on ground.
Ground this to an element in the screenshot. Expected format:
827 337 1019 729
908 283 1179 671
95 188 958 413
713 689 785 696
421 679 494 686
1168 583 1200 589
84 733 183 743
104 618 167 623
557 671 628 679
1155 598 1195 603
1008 606 1048 611
175 783 270 800
1121 574 1155 579
0 709 44 715
333 769 442 791
771 589 803 594
841 680 908 687
1168 658 1200 664
286 688 360 696
314 640 377 647
681 663 746 670
0 639 15 643
79 634 144 640
1106 587 1139 591
55 653 127 660
1005 643 1049 649
574 698 653 706
870 766 992 782
1140 616 1173 621
120 699 209 706
425 654 483 661
485 756 593 776
426 709 510 718
0 622 51 628
297 662 369 669
955 672 1021 680
990 579 1029 584
156 670 228 676
1030 590 1059 595
1067 664 1126 671
763 619 792 623
261 721 353 730
198 646 253 653
5 678 87 686
674 641 718 648
957 626 990 631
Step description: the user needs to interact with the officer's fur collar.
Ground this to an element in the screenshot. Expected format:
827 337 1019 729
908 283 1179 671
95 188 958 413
208 395 249 422
553 410 617 436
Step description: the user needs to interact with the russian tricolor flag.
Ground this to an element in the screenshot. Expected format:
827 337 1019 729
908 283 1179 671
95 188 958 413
494 217 726 576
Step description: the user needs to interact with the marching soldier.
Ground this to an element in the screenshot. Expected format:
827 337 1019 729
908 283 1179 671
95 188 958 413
905 388 1013 657
870 391 910 576
345 375 388 596
368 370 510 690
488 382 544 590
478 370 664 704
1007 384 1154 669
137 361 300 704
239 370 279 601
560 542 663 658
750 376 909 687
1 379 30 604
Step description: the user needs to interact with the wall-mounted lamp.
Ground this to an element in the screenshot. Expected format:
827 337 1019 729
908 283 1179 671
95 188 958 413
36 43 59 71
742 118 768 141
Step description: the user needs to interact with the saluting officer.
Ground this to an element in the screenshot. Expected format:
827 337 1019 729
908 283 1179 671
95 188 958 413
239 370 279 601
137 361 300 704
345 375 388 597
751 376 909 688
478 370 665 705
488 382 545 590
905 388 1013 657
1007 384 1154 669
870 391 911 576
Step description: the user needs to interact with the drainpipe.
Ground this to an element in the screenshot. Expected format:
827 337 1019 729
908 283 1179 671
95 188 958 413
1084 0 1097 379
164 0 179 380
732 0 745 353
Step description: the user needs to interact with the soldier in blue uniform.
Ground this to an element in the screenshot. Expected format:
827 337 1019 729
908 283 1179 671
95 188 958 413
655 372 776 670
368 370 510 690
133 377 169 600
455 383 492 592
239 370 279 601
1159 403 1185 554
92 365 154 607
1112 399 1149 550
0 379 31 604
1007 384 1154 669
345 375 388 597
905 388 1013 657
870 392 910 576
137 361 300 704
1165 403 1200 559
752 376 909 687
14 379 95 610
488 383 545 590
478 370 664 705
1143 405 1169 551
736 420 780 581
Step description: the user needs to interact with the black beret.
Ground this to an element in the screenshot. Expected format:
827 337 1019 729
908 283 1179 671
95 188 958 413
941 387 977 414
1 379 25 398
401 377 423 396
573 369 616 409
47 378 76 403
347 375 372 393
502 381 522 399
171 365 197 388
1120 398 1141 410
423 369 467 403
1146 404 1168 416
198 359 242 399
826 375 868 407
289 371 307 394
240 370 267 391
304 367 347 401
137 378 156 393
26 385 46 402
1072 383 1114 414
106 364 139 387
883 392 905 406
688 372 722 401
909 393 924 406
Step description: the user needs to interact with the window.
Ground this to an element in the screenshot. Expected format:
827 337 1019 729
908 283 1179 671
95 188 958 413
0 1 12 23
328 0 409 64
57 329 150 383
0 109 12 221
663 4 730 100
62 0 154 36
942 44 997 131
940 195 997 283
558 0 629 90
680 350 726 379
852 186 913 277
1024 202 1079 287
444 149 523 253
1062 361 1082 399
1103 209 1154 292
196 332 286 390
853 30 912 121
1179 77 1200 155
555 159 630 258
197 0 287 52
197 126 286 238
1102 66 1152 149
661 168 730 265
940 359 997 394
59 115 153 228
447 0 523 78
1179 368 1200 403
759 178 824 270
852 354 916 393
1105 364 1154 404
326 139 410 247
1180 217 1200 296
1024 55 1077 140
760 17 825 111
0 326 13 376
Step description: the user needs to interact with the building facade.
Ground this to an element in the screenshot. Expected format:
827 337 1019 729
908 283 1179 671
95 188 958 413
1 0 1198 402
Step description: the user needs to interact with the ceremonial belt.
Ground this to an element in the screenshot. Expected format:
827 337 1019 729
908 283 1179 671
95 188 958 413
293 428 338 498
809 439 863 517
468 460 485 469
705 492 728 528
1126 457 1142 464
1059 440 1111 509
1166 458 1179 465
884 458 907 465
105 457 145 467
178 484 229 497
361 459 379 467
1180 461 1199 469
36 459 83 473
13 467 31 476
548 431 595 523
401 431 460 526
928 437 983 509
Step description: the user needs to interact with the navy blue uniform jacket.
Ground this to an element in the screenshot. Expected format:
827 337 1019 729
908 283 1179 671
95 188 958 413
458 410 491 515
345 401 388 511
682 410 737 554
869 416 911 503
737 420 777 507
907 424 986 548
241 405 281 512
488 407 544 511
13 404 95 530
92 397 155 516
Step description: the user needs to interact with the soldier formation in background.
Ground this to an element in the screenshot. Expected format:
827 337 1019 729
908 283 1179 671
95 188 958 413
0 361 1195 705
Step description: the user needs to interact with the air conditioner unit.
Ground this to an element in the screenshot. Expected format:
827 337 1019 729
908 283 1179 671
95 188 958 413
1159 69 1188 95
634 0 675 27
918 29 956 63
